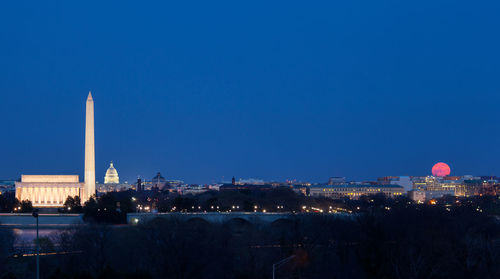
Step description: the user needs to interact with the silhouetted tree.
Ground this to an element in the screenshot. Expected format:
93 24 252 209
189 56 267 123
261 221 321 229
20 199 33 213
63 195 83 213
0 192 18 213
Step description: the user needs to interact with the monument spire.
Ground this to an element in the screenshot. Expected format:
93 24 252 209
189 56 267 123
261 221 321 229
84 91 95 201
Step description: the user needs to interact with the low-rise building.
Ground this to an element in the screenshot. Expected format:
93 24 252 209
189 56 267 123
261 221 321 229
309 184 404 199
219 183 273 191
412 176 465 198
177 185 209 195
97 183 133 193
408 189 426 203
15 175 83 207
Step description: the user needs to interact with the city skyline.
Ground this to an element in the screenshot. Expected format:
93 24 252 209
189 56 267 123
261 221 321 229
1 88 496 186
1 1 500 183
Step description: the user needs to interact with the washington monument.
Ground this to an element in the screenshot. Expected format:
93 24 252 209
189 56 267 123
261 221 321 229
85 92 96 200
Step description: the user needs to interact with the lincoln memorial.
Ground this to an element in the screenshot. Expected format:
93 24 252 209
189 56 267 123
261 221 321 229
15 175 83 207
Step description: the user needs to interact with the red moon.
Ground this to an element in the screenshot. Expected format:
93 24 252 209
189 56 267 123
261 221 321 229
432 162 451 177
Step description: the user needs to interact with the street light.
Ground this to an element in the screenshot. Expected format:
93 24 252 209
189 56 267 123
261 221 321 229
32 208 40 279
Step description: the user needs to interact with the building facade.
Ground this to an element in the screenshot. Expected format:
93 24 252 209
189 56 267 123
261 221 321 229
104 161 119 184
309 184 404 199
15 175 83 207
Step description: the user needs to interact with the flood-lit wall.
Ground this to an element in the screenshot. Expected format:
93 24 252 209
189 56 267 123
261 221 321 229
15 177 83 207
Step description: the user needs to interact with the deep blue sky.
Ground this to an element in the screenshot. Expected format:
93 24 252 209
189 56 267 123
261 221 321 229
1 1 499 183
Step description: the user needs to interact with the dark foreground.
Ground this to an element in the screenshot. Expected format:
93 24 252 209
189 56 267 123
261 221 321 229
1 205 500 279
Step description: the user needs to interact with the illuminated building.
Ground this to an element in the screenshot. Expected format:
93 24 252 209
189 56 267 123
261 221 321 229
309 184 404 199
429 179 459 192
15 175 83 207
176 184 209 195
410 174 491 198
412 176 438 191
15 93 96 207
457 179 481 196
104 161 119 184
408 189 426 203
96 182 132 193
235 178 266 185
220 183 273 191
412 176 456 198
378 176 412 192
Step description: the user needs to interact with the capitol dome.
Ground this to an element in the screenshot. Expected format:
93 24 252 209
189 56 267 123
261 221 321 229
104 161 120 184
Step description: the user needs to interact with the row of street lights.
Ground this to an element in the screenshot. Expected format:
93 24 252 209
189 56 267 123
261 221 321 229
131 198 353 214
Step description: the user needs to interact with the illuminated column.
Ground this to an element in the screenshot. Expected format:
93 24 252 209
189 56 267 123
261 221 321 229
65 188 69 204
43 187 47 205
34 187 39 205
16 187 22 201
52 187 56 204
84 92 96 201
48 187 52 204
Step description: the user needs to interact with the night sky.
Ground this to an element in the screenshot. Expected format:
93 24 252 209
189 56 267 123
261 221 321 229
1 1 499 184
